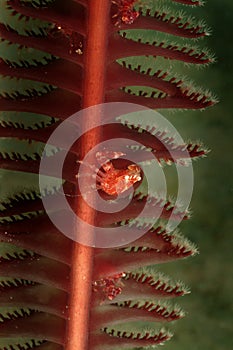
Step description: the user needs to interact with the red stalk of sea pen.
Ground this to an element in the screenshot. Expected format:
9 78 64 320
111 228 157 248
66 2 110 349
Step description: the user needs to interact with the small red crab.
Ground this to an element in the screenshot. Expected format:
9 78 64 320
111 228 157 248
77 150 142 197
112 0 140 25
92 272 126 301
95 151 142 196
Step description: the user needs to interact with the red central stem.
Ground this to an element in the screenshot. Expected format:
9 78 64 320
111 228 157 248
65 1 111 350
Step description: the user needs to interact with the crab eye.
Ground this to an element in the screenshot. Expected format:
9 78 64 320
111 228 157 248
128 164 136 170
128 164 141 173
